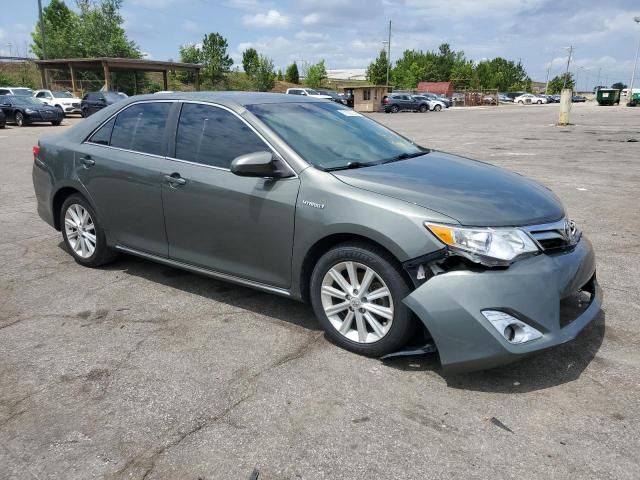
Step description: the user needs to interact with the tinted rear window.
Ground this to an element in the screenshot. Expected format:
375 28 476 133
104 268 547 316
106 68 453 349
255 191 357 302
110 102 171 156
88 117 116 145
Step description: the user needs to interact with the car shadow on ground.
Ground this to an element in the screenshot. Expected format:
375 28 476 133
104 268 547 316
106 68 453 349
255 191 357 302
63 245 605 393
384 311 606 393
89 249 322 333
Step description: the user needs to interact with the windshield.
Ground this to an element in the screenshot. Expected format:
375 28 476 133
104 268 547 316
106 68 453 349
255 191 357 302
11 97 43 106
12 88 33 96
305 89 320 95
53 91 73 98
246 102 425 171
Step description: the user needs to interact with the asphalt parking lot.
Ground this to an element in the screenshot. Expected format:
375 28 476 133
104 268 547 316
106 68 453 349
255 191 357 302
1 103 639 480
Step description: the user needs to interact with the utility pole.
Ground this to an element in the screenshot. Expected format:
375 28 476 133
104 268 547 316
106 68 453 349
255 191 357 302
386 20 391 87
544 56 554 95
37 0 47 59
562 46 573 90
628 17 640 106
596 67 601 88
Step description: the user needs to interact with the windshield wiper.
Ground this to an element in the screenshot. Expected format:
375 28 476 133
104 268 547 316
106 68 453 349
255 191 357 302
381 149 429 164
325 161 375 171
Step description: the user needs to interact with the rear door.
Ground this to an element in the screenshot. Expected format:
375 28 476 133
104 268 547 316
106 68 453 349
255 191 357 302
76 101 174 256
161 102 300 288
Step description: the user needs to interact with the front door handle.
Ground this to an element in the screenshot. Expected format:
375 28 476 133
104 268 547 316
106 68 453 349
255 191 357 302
80 156 95 167
164 173 186 186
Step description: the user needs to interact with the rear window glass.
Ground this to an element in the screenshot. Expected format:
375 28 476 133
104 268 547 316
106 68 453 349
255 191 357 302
110 102 171 156
88 117 115 145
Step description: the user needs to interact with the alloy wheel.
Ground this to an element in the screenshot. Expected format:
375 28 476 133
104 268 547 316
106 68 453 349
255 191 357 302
64 204 96 258
16 113 24 126
320 261 394 343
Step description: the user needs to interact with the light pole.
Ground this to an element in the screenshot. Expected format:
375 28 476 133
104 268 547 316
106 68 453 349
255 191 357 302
627 16 640 106
381 20 391 87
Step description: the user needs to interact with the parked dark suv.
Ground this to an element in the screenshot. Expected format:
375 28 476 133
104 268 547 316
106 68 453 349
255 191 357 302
81 91 127 117
32 92 601 373
383 94 429 113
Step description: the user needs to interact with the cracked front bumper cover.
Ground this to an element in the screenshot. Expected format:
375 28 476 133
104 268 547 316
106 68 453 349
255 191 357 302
403 236 602 373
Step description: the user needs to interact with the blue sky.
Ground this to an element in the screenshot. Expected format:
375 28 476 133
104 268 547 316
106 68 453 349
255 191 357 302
2 0 640 88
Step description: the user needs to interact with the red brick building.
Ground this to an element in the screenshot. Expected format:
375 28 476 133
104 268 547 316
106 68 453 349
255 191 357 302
416 81 453 97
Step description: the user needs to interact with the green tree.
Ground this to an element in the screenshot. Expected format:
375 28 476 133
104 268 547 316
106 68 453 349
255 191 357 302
75 0 140 58
285 62 299 83
242 47 259 77
474 57 531 91
252 55 276 91
305 60 327 88
177 43 201 83
30 0 80 59
547 73 575 94
276 69 283 81
611 82 627 90
366 49 389 85
200 32 233 86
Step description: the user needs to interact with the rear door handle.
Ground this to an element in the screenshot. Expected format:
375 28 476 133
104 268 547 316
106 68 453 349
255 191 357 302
80 156 95 167
164 173 186 186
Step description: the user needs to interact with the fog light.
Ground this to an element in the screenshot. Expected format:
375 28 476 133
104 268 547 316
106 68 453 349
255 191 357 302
482 310 543 344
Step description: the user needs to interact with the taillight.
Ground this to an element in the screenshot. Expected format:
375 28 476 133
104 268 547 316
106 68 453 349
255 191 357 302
33 145 40 160
383 97 390 104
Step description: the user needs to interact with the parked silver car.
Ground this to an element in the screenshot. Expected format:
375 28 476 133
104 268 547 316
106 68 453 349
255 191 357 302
32 92 601 372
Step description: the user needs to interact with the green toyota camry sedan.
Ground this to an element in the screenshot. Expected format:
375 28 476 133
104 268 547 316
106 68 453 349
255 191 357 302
32 92 601 372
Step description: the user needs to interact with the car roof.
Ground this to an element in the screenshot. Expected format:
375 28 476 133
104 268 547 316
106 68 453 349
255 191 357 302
117 91 326 108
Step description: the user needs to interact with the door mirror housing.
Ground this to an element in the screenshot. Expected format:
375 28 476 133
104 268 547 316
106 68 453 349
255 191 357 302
230 151 288 178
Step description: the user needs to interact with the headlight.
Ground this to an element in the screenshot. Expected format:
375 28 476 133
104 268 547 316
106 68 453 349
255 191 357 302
425 222 539 266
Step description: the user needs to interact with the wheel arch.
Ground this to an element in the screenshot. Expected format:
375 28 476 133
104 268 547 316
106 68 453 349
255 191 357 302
51 185 96 231
298 232 412 304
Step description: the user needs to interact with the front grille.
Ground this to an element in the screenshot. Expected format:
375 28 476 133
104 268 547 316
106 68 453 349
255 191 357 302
72 102 80 108
523 219 578 252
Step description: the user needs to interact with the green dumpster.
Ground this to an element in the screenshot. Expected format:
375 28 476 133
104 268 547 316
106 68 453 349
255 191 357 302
596 88 620 106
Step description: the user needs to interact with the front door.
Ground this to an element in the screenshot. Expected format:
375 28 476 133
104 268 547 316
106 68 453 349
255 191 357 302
161 103 300 288
76 101 173 256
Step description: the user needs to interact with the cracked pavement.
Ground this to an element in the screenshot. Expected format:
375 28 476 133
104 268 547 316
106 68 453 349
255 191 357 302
1 104 639 479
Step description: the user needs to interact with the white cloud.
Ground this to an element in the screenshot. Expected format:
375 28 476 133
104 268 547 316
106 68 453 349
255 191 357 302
295 30 329 41
182 20 200 33
243 10 290 27
302 13 320 25
131 0 176 8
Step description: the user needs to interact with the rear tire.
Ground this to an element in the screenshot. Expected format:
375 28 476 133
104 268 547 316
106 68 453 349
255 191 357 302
52 120 61 126
391 105 400 113
537 100 542 104
433 104 442 112
15 112 25 127
419 104 428 113
61 194 118 268
310 242 416 357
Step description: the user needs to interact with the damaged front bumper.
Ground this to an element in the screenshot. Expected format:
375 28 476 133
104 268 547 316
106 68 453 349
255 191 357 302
403 236 602 373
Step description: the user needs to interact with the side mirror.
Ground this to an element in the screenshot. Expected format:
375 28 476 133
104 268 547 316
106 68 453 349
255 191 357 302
230 151 287 178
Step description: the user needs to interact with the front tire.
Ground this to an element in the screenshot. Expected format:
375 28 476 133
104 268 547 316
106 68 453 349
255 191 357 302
61 194 118 267
391 105 400 113
433 104 442 112
419 104 428 113
15 112 25 126
52 120 61 126
537 100 542 104
310 242 416 357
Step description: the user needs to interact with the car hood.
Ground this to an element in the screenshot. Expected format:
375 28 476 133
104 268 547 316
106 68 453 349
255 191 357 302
332 151 565 227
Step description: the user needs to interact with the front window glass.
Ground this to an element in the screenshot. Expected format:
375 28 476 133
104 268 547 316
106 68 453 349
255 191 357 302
110 102 171 155
246 102 425 171
175 103 267 169
305 89 319 95
104 92 124 102
53 91 73 98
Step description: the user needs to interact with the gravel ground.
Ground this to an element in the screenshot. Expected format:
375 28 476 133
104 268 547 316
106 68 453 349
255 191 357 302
1 102 638 480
